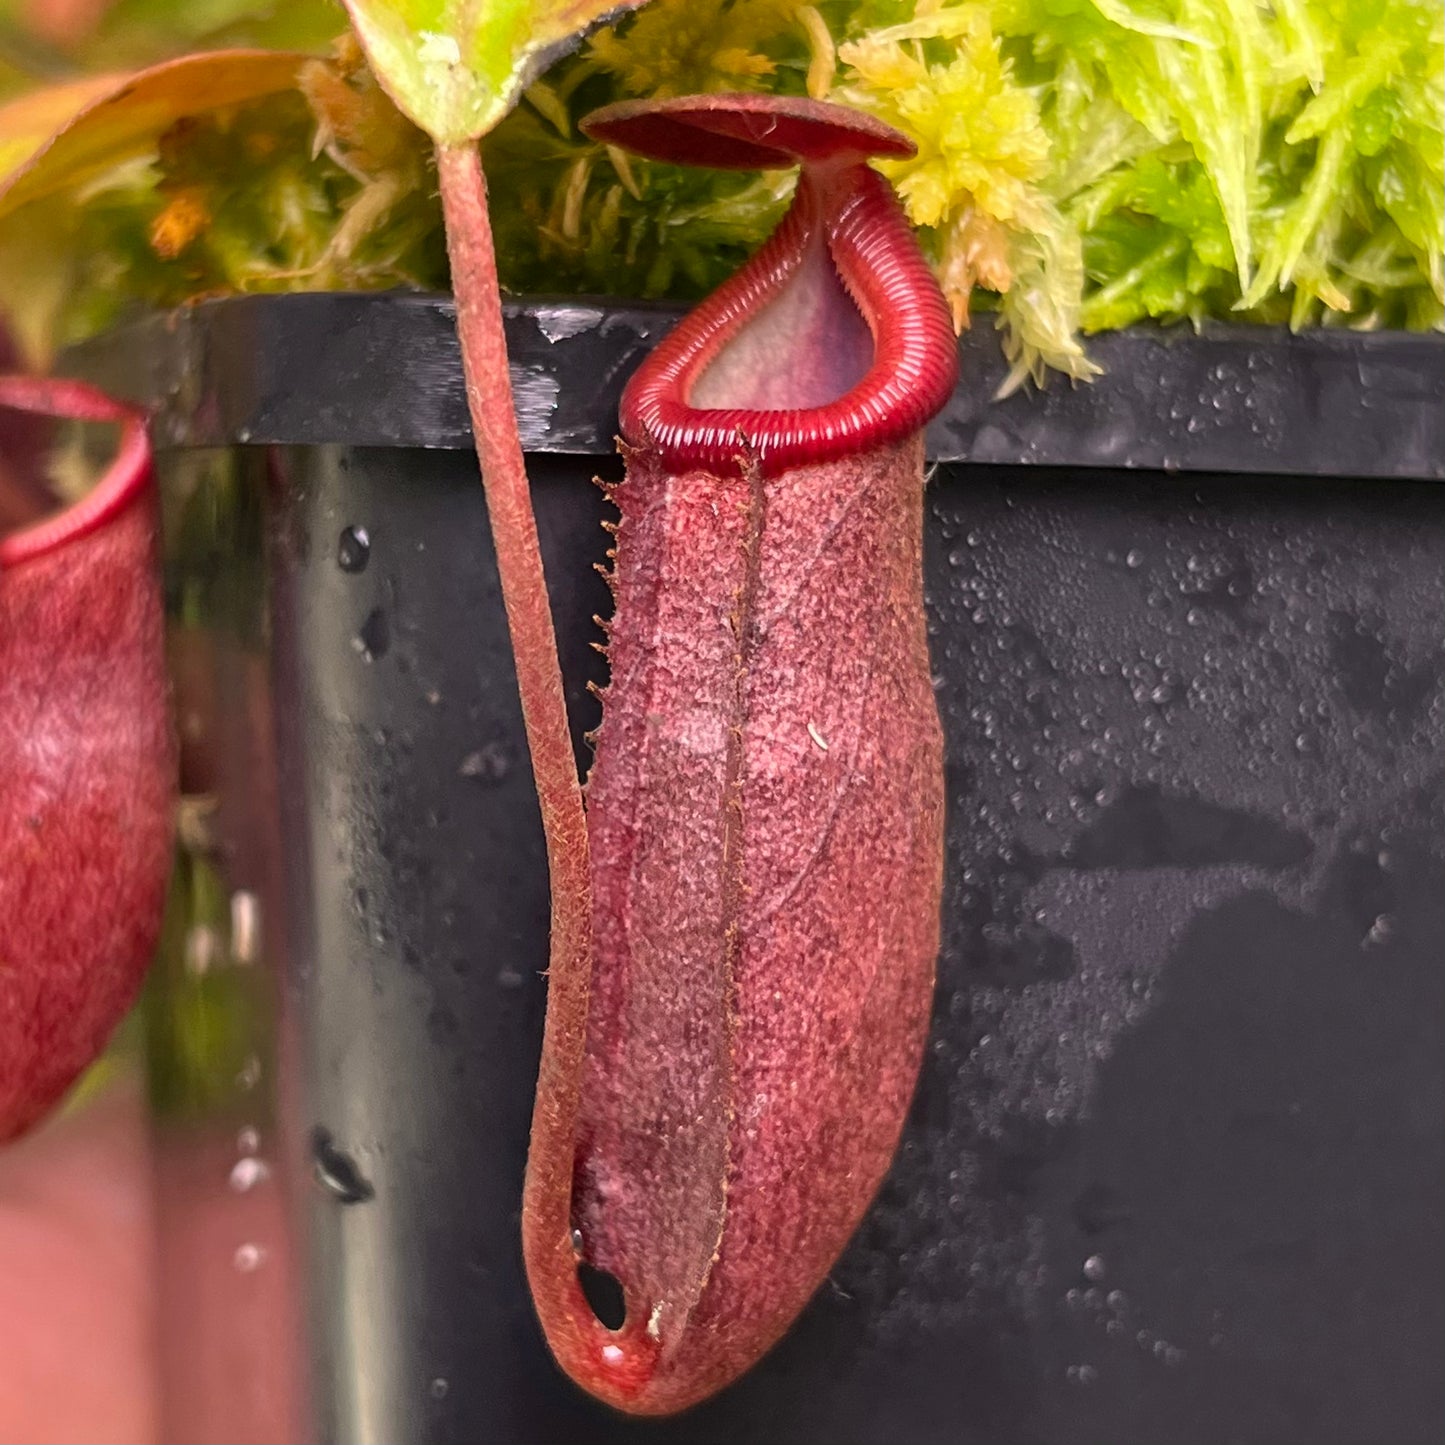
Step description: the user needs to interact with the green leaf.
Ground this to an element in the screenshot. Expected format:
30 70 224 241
341 0 651 143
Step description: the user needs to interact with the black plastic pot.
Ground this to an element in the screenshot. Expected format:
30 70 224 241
68 295 1444 1445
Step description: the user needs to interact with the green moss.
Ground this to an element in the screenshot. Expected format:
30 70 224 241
4 0 1441 378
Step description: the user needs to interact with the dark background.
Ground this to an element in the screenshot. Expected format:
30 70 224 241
267 450 1443 1445
75 298 1445 1444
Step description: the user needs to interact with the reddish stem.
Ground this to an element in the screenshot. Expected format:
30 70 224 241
432 141 593 1279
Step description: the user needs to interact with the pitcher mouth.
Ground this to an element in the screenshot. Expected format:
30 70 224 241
0 377 150 569
581 95 958 478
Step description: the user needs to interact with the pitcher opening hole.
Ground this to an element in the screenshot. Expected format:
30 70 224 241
577 1262 627 1330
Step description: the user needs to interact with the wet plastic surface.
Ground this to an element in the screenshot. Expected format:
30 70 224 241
70 299 1445 1444
68 293 1445 479
248 449 1444 1445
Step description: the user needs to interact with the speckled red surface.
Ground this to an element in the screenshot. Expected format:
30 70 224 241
1 402 174 1142
550 438 944 1413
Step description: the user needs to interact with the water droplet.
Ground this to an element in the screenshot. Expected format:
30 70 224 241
352 607 390 662
237 1126 260 1155
1082 1254 1106 1282
233 1243 266 1272
1126 549 1145 569
1363 913 1395 948
230 890 261 964
183 924 222 977
311 1126 375 1204
459 741 513 785
229 1157 271 1193
337 525 371 573
429 1378 449 1400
